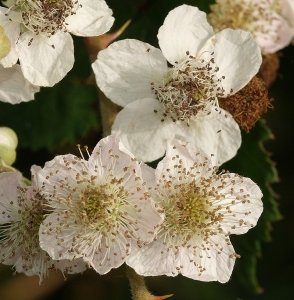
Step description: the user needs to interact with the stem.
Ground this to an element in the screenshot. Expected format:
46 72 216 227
83 35 120 136
97 89 120 137
126 266 173 300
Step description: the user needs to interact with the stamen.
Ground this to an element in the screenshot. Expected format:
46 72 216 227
76 144 84 160
8 0 80 38
152 52 224 124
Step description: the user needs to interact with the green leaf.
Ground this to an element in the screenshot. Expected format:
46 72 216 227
0 82 99 151
223 119 281 294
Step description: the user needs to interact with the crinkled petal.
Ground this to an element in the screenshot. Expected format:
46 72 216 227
255 15 292 53
158 4 214 65
89 233 128 274
0 172 23 223
200 29 262 95
281 0 294 29
127 236 178 276
180 235 236 283
0 8 20 67
0 240 22 266
111 98 175 162
30 165 42 187
87 135 137 179
54 257 87 274
16 32 74 86
214 175 263 234
93 39 167 107
140 163 156 188
175 107 241 166
13 250 86 277
0 65 39 103
39 212 80 260
38 156 88 204
127 233 235 283
156 140 214 183
65 0 114 36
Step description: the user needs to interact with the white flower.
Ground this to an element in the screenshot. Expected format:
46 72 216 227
0 64 39 103
208 0 292 54
127 140 263 283
37 136 164 274
0 0 114 86
0 171 86 283
93 5 262 165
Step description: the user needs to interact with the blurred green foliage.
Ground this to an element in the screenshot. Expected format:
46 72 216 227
0 0 293 299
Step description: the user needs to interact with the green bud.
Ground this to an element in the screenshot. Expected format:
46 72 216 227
0 127 18 166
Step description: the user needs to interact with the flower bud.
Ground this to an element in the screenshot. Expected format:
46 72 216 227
0 127 18 166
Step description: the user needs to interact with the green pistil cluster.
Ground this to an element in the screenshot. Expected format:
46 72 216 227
77 182 128 231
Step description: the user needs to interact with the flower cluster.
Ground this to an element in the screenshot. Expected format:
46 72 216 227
0 0 277 294
0 136 262 284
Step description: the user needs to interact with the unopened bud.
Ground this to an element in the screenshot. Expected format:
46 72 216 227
0 127 18 166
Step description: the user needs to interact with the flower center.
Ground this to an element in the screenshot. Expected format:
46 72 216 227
152 52 224 124
162 179 224 240
76 182 128 231
175 193 209 229
10 0 79 37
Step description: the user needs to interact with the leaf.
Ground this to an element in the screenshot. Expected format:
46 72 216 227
222 119 281 294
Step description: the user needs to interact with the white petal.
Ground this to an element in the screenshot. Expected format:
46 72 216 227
127 236 178 276
200 29 262 95
158 4 214 65
255 16 292 53
16 32 74 87
140 163 156 188
180 235 236 283
37 154 87 205
54 257 87 274
0 8 20 67
0 172 23 223
30 165 41 187
87 135 136 178
89 234 127 274
156 139 214 183
281 0 294 29
175 107 241 166
65 0 114 36
0 65 39 103
111 98 175 162
39 212 79 260
216 175 263 234
93 39 167 107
